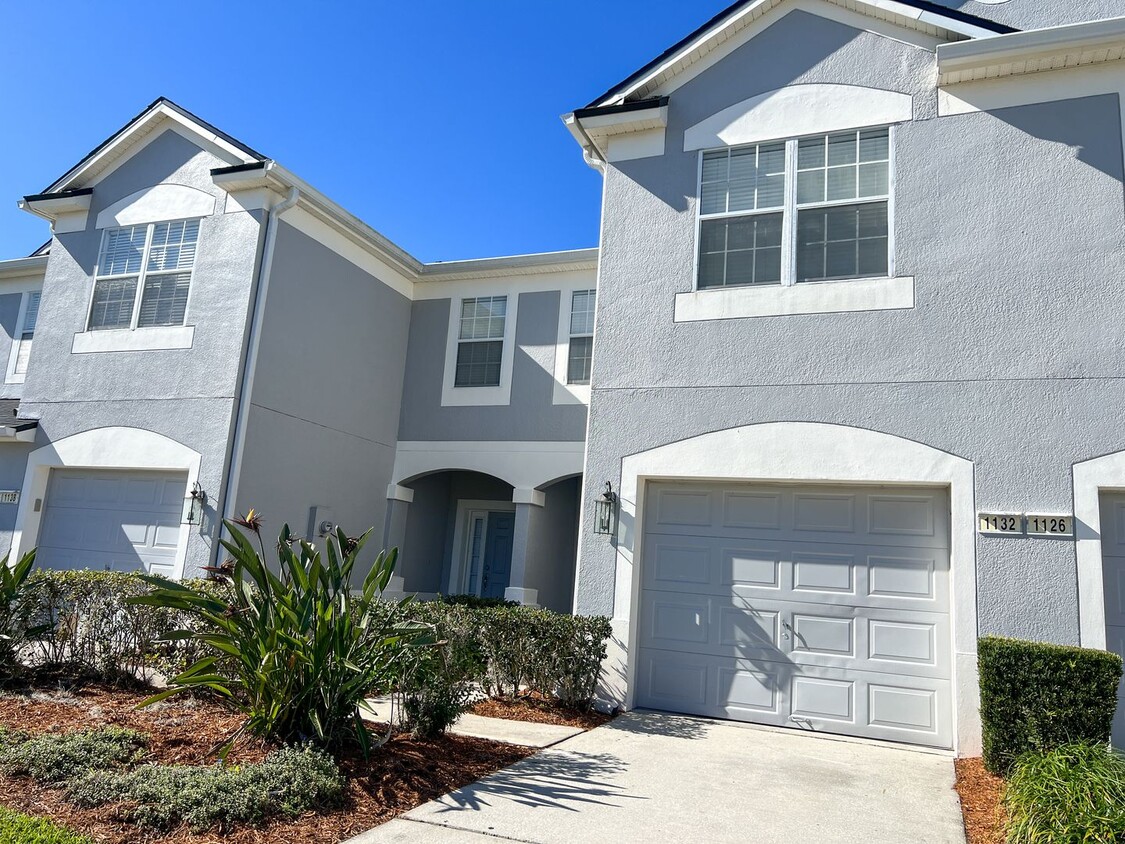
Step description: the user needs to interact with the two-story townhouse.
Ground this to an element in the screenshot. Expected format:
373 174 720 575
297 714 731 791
563 0 1125 757
5 0 1125 761
2 98 592 614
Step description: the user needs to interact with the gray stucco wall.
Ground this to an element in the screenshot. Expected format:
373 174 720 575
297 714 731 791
575 10 1125 649
398 291 587 442
235 221 411 562
19 128 264 576
524 476 580 613
0 444 34 554
938 0 1125 30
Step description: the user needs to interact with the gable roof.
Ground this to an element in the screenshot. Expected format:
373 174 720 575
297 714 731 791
584 0 1017 108
41 97 267 194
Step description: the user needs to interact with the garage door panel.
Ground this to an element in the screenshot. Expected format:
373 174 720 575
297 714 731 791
639 480 952 749
37 469 187 575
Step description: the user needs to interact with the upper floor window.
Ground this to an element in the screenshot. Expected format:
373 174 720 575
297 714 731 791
13 291 40 376
567 290 595 385
454 296 507 387
89 219 199 331
698 127 890 289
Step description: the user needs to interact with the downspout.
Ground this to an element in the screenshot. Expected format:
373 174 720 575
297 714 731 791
216 184 299 550
570 115 606 174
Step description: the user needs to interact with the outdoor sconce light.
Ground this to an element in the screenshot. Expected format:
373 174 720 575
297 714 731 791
593 481 618 536
184 482 206 525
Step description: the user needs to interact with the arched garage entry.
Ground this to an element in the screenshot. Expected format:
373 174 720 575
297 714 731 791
598 422 979 754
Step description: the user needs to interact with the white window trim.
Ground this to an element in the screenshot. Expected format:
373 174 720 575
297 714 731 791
5 289 41 385
692 124 898 293
440 292 519 407
83 219 202 335
552 287 596 405
447 499 517 595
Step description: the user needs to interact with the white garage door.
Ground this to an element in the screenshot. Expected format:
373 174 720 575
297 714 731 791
637 481 953 748
1099 493 1125 747
37 469 187 577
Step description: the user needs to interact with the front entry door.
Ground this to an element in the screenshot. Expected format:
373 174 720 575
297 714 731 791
481 511 515 600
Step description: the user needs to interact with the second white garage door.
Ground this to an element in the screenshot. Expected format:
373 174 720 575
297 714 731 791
637 481 952 749
36 469 188 578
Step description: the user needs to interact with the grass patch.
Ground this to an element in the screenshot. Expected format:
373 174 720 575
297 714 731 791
0 806 92 843
1005 743 1125 843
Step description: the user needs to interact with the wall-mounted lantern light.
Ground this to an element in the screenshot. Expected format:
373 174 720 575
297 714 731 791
593 481 618 536
184 482 206 525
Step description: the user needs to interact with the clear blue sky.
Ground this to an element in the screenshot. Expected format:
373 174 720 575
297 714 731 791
0 1 731 262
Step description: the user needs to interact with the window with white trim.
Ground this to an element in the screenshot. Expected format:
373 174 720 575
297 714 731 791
567 289 595 385
454 296 507 388
90 219 199 331
697 127 890 289
13 291 40 376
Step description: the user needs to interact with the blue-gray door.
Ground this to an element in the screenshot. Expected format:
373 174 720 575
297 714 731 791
481 511 515 600
1099 493 1125 747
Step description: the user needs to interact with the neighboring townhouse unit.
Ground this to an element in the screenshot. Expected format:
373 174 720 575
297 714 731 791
561 0 1125 758
4 0 1125 760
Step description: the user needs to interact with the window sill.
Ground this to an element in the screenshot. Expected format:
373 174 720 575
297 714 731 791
71 325 195 354
673 276 914 322
440 383 512 407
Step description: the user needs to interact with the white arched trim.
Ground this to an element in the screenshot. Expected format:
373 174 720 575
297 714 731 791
10 427 202 579
604 422 980 755
1073 450 1125 649
683 84 914 151
95 183 215 229
392 440 585 492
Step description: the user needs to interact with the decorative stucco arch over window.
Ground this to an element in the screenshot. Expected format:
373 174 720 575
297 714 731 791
602 421 981 755
10 427 202 579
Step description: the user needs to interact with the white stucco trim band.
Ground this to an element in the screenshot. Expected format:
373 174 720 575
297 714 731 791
674 276 914 321
393 440 585 492
10 427 202 580
600 422 980 755
95 184 216 229
71 326 195 354
1072 449 1125 650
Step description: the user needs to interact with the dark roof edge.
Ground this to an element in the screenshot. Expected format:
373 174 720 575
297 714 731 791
22 187 94 203
44 96 269 193
573 96 670 120
211 161 271 176
583 0 1018 108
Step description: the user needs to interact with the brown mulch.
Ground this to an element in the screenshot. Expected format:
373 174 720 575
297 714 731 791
471 693 613 730
0 684 532 843
955 757 1007 844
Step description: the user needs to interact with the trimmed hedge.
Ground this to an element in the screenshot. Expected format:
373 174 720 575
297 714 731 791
978 636 1123 774
0 807 92 844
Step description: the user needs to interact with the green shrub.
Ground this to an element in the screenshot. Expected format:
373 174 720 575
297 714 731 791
14 569 228 685
440 594 518 609
131 519 429 755
66 744 343 832
0 806 92 844
978 636 1122 774
0 548 45 673
1 727 146 784
416 602 611 709
1005 743 1125 843
397 603 483 737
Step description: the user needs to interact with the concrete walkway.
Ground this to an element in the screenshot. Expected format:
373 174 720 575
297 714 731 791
346 711 966 844
361 697 584 748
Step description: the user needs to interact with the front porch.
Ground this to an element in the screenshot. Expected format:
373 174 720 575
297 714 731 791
383 470 582 613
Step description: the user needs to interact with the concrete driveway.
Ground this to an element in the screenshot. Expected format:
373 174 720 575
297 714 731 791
347 711 966 844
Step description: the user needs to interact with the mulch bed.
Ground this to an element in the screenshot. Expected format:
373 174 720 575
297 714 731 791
0 683 532 843
471 692 613 730
955 757 1007 844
